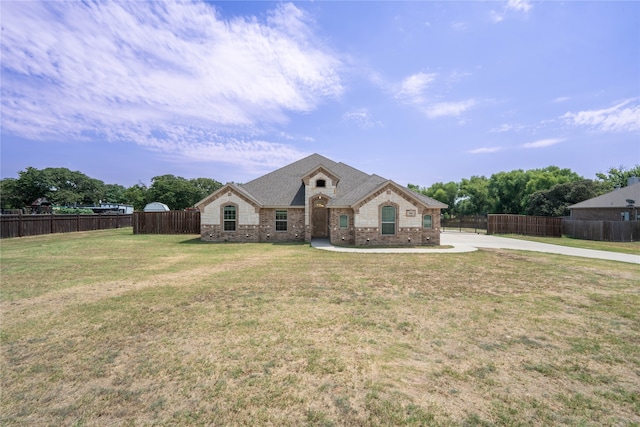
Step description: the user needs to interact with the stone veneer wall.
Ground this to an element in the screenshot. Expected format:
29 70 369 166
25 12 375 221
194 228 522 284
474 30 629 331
329 208 355 245
352 207 441 246
354 226 440 246
201 208 305 243
258 208 306 242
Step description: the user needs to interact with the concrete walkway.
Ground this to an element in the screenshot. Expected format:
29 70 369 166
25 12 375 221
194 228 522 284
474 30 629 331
311 231 640 264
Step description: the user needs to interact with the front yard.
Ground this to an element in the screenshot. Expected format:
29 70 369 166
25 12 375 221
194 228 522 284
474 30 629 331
1 228 638 426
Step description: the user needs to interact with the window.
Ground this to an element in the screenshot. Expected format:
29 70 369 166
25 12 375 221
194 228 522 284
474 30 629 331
339 215 348 229
276 210 288 231
223 205 236 231
381 206 396 235
316 179 326 188
423 215 432 229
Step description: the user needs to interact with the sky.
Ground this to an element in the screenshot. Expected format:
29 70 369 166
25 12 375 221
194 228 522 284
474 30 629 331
1 0 639 189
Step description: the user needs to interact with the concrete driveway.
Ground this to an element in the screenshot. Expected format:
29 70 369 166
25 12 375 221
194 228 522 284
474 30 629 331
311 231 640 264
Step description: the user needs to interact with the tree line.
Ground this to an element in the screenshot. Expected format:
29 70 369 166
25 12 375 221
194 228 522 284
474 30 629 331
409 165 640 217
1 164 638 216
0 167 223 212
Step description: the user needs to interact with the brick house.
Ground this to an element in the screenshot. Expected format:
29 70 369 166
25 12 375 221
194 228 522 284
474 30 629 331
195 153 447 246
568 181 640 221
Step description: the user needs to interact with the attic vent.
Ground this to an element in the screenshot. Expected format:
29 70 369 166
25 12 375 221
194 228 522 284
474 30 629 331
316 179 326 188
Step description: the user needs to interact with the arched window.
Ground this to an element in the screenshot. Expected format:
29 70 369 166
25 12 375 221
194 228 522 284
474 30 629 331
381 206 396 235
223 205 236 231
316 179 326 188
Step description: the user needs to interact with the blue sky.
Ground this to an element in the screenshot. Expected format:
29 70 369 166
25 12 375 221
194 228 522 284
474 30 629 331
1 1 639 188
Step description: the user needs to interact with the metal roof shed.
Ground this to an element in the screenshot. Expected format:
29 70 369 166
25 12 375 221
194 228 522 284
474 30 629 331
143 202 170 212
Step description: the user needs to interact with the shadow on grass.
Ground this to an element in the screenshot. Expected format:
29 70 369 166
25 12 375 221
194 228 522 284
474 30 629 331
178 237 308 247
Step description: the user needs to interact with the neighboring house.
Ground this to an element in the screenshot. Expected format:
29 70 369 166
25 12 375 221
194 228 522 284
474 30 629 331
90 203 134 214
31 197 52 214
143 202 170 212
196 153 447 246
568 180 640 221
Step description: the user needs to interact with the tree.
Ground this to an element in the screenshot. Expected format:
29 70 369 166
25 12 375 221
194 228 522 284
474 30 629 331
488 170 529 214
457 176 492 215
123 183 149 211
524 166 582 195
409 181 458 215
147 174 203 210
526 179 609 216
1 167 106 208
190 177 223 202
102 184 128 203
596 165 640 189
0 178 21 209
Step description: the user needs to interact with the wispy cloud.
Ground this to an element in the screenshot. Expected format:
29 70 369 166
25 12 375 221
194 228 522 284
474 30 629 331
451 21 468 32
491 0 533 22
507 0 533 13
425 100 476 118
392 73 476 119
490 123 526 133
342 110 382 129
0 1 343 169
522 138 565 149
553 96 570 103
394 72 437 105
469 146 503 154
562 99 640 133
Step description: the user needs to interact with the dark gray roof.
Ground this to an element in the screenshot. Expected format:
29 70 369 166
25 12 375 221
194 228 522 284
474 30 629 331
238 153 447 209
569 182 640 209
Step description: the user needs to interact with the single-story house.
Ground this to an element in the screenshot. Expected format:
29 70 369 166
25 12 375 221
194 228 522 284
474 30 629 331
568 180 640 221
195 153 447 246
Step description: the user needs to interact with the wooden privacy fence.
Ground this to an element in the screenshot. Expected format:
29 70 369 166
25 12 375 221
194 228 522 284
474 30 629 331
442 215 487 231
487 214 562 237
1 213 132 239
563 220 640 242
133 211 200 234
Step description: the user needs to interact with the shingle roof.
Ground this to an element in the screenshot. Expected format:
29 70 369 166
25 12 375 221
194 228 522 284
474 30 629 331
237 153 447 209
569 182 640 209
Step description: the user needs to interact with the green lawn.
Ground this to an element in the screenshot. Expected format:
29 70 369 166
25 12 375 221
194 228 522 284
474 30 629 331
1 228 639 426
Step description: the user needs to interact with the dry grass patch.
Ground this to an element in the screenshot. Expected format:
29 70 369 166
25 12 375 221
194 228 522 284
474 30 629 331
1 228 639 426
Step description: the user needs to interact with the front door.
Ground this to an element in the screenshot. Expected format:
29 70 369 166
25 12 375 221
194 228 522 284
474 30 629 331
312 200 328 237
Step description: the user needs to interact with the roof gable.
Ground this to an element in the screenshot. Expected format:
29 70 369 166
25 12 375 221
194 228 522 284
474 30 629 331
301 166 341 186
344 179 448 210
195 183 261 210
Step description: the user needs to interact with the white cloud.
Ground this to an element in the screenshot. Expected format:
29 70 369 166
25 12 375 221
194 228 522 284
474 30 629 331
451 21 468 32
507 0 533 13
562 99 640 133
342 110 381 129
491 0 532 23
553 96 570 103
394 72 437 104
491 123 525 133
522 138 565 149
425 100 476 118
469 146 503 154
0 1 342 168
